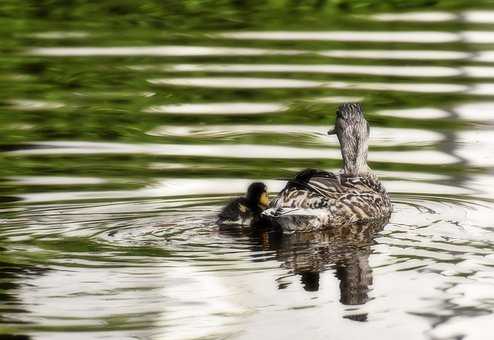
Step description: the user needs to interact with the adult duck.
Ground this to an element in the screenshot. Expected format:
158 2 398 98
263 103 392 233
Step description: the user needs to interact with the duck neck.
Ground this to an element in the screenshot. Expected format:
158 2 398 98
340 136 371 177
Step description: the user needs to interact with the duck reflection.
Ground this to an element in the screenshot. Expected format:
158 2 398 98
0 255 37 338
221 218 387 321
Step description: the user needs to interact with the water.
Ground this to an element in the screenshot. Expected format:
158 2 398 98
2 2 494 339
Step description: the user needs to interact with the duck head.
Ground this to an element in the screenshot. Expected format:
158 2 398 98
247 182 269 209
328 103 370 177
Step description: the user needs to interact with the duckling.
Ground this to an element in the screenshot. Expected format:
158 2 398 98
263 103 392 233
217 182 269 225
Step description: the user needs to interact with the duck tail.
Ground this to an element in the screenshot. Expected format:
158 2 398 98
262 207 329 233
262 207 299 217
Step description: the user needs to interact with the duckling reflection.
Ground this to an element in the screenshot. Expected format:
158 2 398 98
232 218 388 321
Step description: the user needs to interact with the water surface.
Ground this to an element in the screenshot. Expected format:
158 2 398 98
1 2 494 340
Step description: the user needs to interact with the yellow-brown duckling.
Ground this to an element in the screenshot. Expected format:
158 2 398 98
217 182 269 225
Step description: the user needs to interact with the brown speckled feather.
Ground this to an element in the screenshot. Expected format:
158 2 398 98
269 170 392 227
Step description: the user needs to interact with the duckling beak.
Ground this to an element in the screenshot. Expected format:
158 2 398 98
327 127 336 135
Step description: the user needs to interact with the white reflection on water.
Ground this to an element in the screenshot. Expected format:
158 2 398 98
28 44 494 66
6 176 107 186
234 266 436 340
375 107 450 119
17 262 246 340
217 31 458 43
378 181 472 195
164 63 460 78
17 267 165 320
145 99 361 116
467 83 494 96
73 91 155 98
28 45 481 62
371 10 494 24
325 81 466 94
7 99 65 111
454 102 494 121
8 141 459 164
474 51 494 62
147 124 443 147
27 31 90 39
319 49 470 60
145 102 288 115
463 31 494 44
457 130 494 167
219 31 494 44
29 46 304 57
430 314 494 340
149 77 324 89
309 96 363 103
156 265 247 340
464 10 494 23
464 67 494 78
371 11 456 22
149 77 468 93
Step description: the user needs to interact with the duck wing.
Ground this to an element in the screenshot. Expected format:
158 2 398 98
269 168 343 210
263 169 391 232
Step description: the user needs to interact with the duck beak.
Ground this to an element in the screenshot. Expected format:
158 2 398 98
327 127 336 135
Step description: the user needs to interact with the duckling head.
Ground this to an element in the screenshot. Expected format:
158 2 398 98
246 182 269 210
328 103 370 177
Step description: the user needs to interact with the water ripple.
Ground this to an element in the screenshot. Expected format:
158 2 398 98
29 46 304 57
147 124 443 147
218 30 494 44
6 6 494 339
145 102 288 115
8 141 459 164
7 99 65 111
319 49 470 61
149 77 468 93
217 31 458 43
154 63 461 78
371 11 494 24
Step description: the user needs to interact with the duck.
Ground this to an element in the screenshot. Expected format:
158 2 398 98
262 103 392 233
217 182 270 225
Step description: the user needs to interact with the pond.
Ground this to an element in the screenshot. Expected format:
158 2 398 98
1 1 494 339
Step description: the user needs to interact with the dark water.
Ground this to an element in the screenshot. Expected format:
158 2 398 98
2 2 494 339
